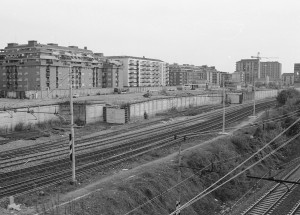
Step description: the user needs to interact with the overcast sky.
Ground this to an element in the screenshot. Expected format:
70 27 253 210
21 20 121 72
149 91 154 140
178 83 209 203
1 0 299 73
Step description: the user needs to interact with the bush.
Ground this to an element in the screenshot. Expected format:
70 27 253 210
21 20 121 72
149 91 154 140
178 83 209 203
276 89 300 106
14 122 25 131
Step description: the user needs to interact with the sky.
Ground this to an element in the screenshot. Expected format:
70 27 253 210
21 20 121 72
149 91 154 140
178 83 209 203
1 0 300 73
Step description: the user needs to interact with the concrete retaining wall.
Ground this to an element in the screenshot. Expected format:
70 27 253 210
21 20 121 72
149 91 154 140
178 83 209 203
0 103 105 133
129 94 222 119
255 90 278 100
0 105 59 133
106 108 126 124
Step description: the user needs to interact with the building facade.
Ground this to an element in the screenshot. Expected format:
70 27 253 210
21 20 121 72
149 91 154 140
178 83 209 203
236 59 281 85
294 63 300 85
104 56 168 87
260 61 281 82
0 40 122 93
282 73 294 86
168 63 225 87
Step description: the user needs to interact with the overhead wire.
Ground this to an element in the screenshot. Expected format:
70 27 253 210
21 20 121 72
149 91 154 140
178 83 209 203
124 153 254 215
169 117 300 214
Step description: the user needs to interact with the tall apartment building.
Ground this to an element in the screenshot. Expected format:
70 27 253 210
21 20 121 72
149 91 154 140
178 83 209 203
235 59 259 85
236 59 281 85
282 73 294 86
0 40 122 93
260 61 281 81
104 56 168 87
294 63 300 85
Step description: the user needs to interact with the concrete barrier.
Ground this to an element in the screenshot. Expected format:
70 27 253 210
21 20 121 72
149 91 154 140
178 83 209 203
129 94 222 120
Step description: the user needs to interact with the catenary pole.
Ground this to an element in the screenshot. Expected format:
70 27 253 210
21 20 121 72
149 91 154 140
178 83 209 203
250 52 261 117
222 75 226 133
176 137 183 215
69 65 76 183
219 75 228 135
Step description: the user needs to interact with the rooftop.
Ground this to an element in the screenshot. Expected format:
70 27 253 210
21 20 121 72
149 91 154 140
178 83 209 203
104 55 164 62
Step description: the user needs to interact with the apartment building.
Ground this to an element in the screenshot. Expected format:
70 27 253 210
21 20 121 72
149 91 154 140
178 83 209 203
169 64 188 86
104 56 168 87
294 63 300 85
236 59 281 85
235 59 259 85
169 64 225 86
231 71 245 83
0 40 122 93
260 61 281 82
282 73 294 86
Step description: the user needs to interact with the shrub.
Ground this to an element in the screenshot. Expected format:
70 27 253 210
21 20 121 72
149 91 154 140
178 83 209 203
276 89 300 105
14 122 25 131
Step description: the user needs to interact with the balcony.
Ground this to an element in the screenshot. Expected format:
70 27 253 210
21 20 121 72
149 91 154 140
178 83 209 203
129 71 138 75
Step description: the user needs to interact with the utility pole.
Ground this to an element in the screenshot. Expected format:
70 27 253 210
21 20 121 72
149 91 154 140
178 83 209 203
69 65 76 184
176 136 183 215
219 75 228 135
250 52 260 118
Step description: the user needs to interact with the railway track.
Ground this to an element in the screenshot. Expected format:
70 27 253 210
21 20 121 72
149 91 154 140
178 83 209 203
0 102 259 169
0 100 275 201
241 163 300 215
289 201 300 215
0 104 225 162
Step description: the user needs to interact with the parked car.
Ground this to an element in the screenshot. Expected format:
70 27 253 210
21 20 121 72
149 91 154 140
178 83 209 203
73 93 79 98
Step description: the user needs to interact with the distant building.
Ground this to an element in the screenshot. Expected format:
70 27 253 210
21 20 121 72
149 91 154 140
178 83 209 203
168 63 225 87
231 71 245 84
294 63 300 85
168 64 188 86
0 40 122 93
104 56 168 87
282 73 294 86
236 59 281 85
260 61 281 82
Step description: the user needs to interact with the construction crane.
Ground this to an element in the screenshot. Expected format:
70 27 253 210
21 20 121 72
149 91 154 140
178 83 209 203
250 52 279 117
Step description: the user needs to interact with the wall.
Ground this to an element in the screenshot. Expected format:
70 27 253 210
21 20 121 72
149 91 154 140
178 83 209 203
86 104 104 123
0 102 105 133
129 94 222 119
0 105 59 133
255 89 278 100
106 108 126 124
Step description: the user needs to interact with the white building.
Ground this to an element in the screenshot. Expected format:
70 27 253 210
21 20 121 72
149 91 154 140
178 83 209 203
104 56 168 87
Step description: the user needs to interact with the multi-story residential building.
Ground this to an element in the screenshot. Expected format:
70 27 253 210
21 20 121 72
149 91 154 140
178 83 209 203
236 59 259 85
294 63 300 85
231 71 245 84
104 56 168 87
169 63 225 87
236 59 282 85
0 40 122 93
260 61 281 82
282 73 294 86
169 64 188 86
